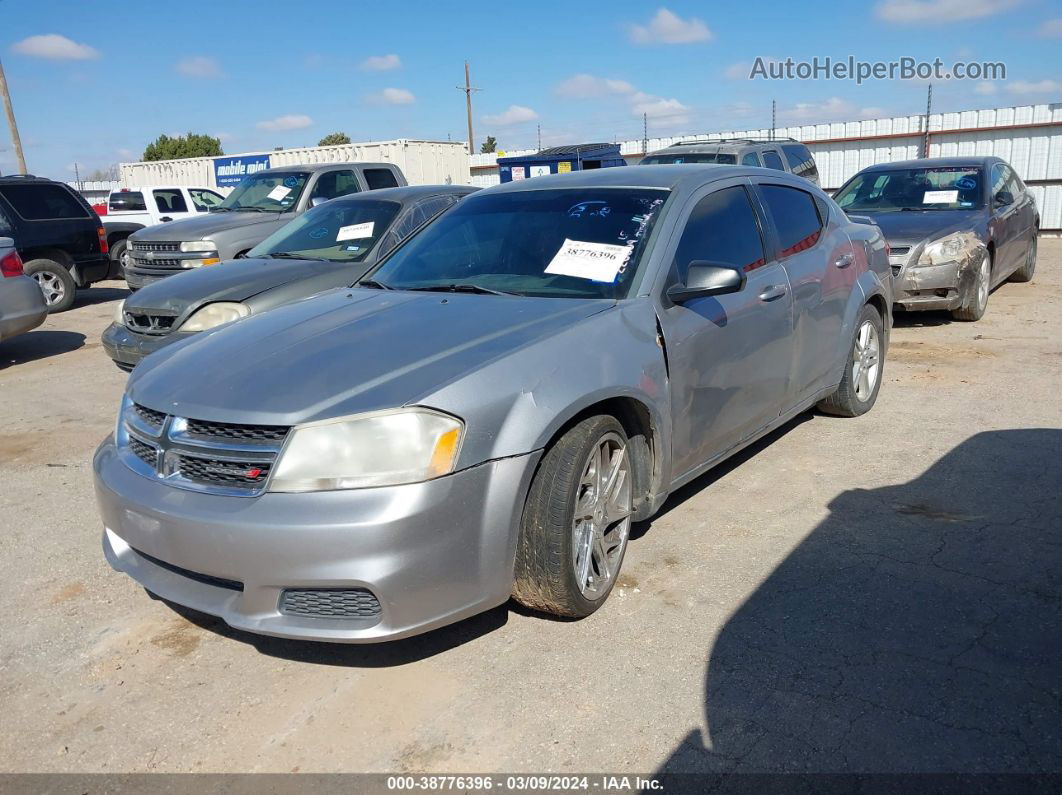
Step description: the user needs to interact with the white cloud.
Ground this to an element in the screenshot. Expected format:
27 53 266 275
631 96 691 124
725 57 780 80
361 54 402 71
1037 18 1062 37
628 8 712 44
860 106 888 119
256 114 313 131
482 105 539 126
11 33 99 60
1006 79 1061 95
875 0 1020 23
117 148 135 160
975 81 999 95
778 97 879 123
555 74 636 98
176 56 222 78
369 87 415 105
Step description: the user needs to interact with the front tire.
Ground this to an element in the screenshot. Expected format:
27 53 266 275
818 304 884 418
951 250 990 321
512 416 633 618
24 258 76 312
1009 233 1037 283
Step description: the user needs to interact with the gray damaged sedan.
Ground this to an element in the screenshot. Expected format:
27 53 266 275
94 165 892 643
102 185 476 370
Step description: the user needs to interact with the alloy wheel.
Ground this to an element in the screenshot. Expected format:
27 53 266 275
976 255 990 312
851 320 881 402
571 432 632 600
32 270 66 307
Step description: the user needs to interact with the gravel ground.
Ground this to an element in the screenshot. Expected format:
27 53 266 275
1 242 1059 775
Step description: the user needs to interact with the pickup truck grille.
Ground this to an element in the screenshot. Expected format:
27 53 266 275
119 401 291 497
131 241 180 253
131 257 183 269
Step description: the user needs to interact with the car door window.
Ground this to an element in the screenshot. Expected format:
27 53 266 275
761 151 785 171
0 183 89 220
673 186 766 280
153 189 188 213
1004 168 1023 200
0 202 12 235
188 189 224 211
741 152 762 167
310 170 360 203
990 164 1008 204
760 185 824 257
363 168 400 190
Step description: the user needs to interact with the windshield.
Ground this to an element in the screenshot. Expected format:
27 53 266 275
642 152 737 165
368 188 668 299
247 200 401 262
217 171 310 212
834 167 984 212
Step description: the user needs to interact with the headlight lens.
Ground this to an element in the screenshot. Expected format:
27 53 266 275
269 408 464 492
180 240 217 253
113 299 125 327
916 232 980 267
179 302 250 332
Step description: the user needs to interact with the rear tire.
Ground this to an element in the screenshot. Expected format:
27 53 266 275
1009 233 1037 283
24 258 76 312
512 415 633 618
818 304 884 418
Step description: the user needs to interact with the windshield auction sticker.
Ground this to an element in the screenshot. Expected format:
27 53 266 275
337 222 375 241
544 239 632 283
267 185 292 202
923 190 959 204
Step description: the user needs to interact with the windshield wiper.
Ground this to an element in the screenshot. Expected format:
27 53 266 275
211 207 233 212
405 283 515 296
359 279 394 290
267 252 330 261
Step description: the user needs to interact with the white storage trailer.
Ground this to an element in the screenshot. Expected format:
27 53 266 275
119 139 470 191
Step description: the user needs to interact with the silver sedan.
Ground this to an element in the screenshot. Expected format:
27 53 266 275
94 166 892 642
0 237 47 344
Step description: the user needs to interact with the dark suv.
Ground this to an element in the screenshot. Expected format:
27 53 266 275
641 138 820 185
0 175 112 312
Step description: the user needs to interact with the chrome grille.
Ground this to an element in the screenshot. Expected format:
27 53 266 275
131 241 180 253
280 588 382 619
131 256 183 269
118 400 290 496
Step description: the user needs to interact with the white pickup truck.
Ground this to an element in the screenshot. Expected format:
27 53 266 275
103 186 225 274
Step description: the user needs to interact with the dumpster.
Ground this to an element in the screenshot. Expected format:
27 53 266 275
497 143 626 183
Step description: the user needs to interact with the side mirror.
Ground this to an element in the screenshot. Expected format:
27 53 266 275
666 261 747 304
994 190 1013 207
310 196 328 208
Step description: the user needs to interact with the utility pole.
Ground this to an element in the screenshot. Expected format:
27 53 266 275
771 100 776 141
642 112 648 155
456 61 480 156
73 162 81 191
922 84 933 158
537 124 541 150
0 55 27 174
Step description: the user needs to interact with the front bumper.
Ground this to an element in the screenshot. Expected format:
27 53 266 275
0 276 48 341
123 268 172 290
94 437 539 642
101 322 189 369
893 260 965 311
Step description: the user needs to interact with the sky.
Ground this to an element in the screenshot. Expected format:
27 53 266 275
1 0 1060 180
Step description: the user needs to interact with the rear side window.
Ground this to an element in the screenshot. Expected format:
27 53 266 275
673 186 766 277
761 151 785 171
0 202 12 234
741 152 761 166
760 185 823 257
153 189 188 213
781 145 819 181
0 183 89 220
364 168 400 190
310 170 361 202
109 191 146 212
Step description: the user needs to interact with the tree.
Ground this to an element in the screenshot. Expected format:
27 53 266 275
318 132 351 147
86 164 119 182
480 135 497 154
142 132 223 162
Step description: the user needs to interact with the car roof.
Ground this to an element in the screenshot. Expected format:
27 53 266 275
0 174 65 184
109 185 217 193
478 164 808 196
257 162 396 175
647 139 803 155
324 184 478 207
857 156 1002 172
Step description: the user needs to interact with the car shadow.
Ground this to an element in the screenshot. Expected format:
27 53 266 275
159 596 509 667
74 284 129 308
891 309 954 328
654 429 1062 781
0 330 86 368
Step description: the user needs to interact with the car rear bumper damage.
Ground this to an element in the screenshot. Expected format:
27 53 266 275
94 437 539 642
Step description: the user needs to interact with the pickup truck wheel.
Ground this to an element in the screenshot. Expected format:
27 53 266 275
111 240 132 273
1009 234 1037 283
512 416 633 618
24 258 76 312
818 304 884 418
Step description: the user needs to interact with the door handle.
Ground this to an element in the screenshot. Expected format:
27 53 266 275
160 216 172 222
835 253 854 268
758 284 787 302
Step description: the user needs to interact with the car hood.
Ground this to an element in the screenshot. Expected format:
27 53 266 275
854 209 986 248
128 290 614 425
124 257 356 314
131 210 289 241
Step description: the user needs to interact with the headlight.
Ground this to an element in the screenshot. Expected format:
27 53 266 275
269 408 464 492
180 240 217 253
916 232 980 267
179 302 250 332
113 299 125 327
